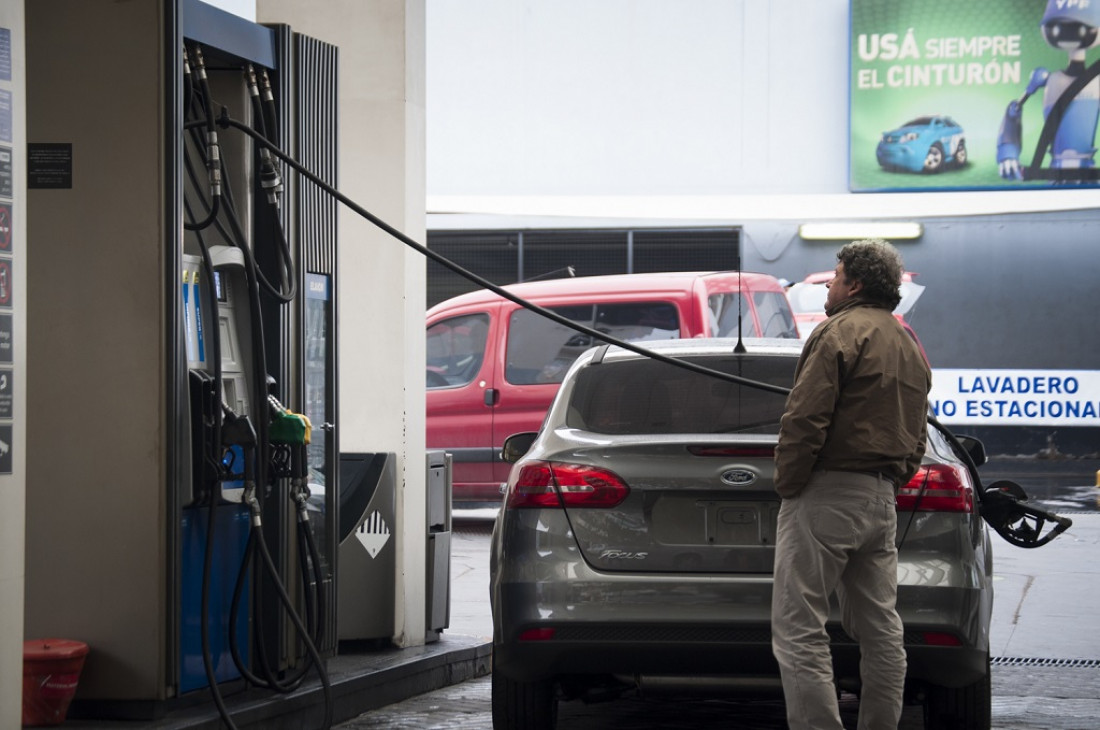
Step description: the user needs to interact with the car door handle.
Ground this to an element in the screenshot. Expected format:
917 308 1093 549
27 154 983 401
484 388 499 406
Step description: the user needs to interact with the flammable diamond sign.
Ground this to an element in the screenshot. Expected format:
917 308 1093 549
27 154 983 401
354 510 392 559
849 0 1100 192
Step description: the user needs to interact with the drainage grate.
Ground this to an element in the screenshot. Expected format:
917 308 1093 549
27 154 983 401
993 656 1100 668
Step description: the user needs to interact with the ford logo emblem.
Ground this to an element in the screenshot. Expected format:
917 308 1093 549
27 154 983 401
721 469 757 486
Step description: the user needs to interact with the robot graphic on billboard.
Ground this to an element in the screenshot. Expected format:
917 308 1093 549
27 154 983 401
997 0 1100 181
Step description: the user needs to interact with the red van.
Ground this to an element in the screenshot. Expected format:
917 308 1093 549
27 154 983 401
425 271 799 504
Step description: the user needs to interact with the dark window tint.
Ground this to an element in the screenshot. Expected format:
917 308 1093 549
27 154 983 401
426 227 740 307
632 229 738 273
426 233 518 307
523 231 626 280
505 302 680 385
567 355 796 434
426 313 490 388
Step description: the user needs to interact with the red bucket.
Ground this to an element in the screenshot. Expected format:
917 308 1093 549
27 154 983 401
22 639 89 726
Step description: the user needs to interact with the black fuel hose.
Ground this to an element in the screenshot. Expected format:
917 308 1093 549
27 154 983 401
215 109 1078 549
184 46 222 232
216 111 791 397
185 67 330 728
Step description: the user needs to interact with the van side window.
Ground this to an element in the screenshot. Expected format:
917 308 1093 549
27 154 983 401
506 302 680 385
708 293 758 338
426 313 490 388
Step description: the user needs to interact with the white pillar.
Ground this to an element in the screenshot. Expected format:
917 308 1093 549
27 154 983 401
0 2 26 723
256 0 428 648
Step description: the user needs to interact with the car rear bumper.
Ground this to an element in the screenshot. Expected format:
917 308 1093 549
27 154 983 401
493 618 987 688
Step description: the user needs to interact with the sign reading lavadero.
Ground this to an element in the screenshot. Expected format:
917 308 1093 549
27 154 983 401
850 0 1100 191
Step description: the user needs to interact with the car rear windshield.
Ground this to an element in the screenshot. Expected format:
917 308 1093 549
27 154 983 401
566 354 796 435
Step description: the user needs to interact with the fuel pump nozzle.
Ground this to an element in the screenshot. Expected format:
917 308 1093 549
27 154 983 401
220 407 257 504
980 480 1073 549
267 395 312 487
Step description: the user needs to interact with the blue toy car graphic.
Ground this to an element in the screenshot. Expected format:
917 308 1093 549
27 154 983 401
876 115 967 173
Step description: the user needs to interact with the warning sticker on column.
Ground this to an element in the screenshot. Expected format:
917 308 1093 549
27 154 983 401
0 314 11 364
0 424 11 474
0 369 12 418
354 510 392 559
0 203 11 251
0 259 13 307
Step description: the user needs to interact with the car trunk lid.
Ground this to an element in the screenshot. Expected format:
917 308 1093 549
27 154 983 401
557 436 781 574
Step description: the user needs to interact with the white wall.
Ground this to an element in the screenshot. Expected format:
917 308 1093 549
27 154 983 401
425 0 1094 220
428 0 850 197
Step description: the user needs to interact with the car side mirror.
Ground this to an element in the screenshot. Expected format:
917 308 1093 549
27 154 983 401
954 434 987 467
501 432 538 464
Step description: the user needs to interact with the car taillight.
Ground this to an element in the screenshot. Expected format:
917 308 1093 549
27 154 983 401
505 460 629 509
518 628 556 642
896 464 974 513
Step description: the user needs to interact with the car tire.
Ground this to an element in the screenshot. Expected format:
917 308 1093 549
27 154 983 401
491 668 558 730
954 140 968 168
922 658 991 730
923 142 945 173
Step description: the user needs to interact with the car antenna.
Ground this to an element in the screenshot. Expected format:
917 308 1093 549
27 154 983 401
734 267 747 353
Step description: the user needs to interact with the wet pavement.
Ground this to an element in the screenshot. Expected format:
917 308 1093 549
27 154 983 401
336 485 1100 730
332 666 1100 729
64 467 1100 728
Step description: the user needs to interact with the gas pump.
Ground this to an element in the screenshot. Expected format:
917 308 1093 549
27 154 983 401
25 1 334 725
179 15 337 726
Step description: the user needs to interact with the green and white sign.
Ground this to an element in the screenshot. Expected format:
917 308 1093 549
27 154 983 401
850 0 1100 191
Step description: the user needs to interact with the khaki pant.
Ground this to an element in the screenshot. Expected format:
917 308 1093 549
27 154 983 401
771 470 906 730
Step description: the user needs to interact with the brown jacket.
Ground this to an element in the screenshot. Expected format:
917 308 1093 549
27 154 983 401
774 298 931 499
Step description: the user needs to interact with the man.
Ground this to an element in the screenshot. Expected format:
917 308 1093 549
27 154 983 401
771 239 931 730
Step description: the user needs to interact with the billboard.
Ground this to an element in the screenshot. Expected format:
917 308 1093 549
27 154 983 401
850 0 1100 191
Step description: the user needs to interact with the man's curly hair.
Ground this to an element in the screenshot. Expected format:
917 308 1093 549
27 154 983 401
836 239 904 310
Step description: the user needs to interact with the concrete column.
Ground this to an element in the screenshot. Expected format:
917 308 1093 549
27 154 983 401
255 0 428 647
0 4 25 722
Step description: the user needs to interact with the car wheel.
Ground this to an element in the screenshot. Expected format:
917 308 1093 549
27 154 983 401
492 668 558 730
922 658 991 730
923 142 945 173
953 140 967 168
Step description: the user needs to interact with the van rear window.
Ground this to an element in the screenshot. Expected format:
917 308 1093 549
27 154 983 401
505 302 680 385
